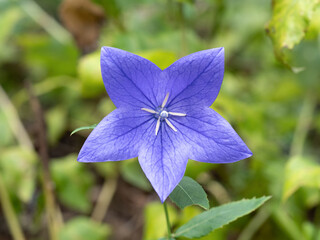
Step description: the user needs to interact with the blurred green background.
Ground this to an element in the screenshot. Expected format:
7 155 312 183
0 0 319 239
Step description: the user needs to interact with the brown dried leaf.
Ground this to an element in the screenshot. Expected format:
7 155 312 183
59 0 105 53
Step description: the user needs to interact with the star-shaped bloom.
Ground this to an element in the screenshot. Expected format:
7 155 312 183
78 47 252 202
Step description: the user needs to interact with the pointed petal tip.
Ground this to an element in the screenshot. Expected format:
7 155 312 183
159 196 167 204
158 191 169 203
77 156 86 163
77 152 90 163
246 149 253 158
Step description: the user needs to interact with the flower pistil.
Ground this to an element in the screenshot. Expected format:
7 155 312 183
141 93 186 135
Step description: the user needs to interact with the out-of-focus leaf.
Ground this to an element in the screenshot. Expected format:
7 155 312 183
70 124 98 136
174 196 271 238
283 156 320 201
121 158 152 191
305 4 320 39
17 34 78 77
137 50 177 70
50 154 94 212
266 0 319 64
59 217 111 240
0 3 22 61
46 106 68 145
289 39 320 88
92 0 121 19
144 202 178 240
78 50 105 98
0 147 37 203
169 176 209 210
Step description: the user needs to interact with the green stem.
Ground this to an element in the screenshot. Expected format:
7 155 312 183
0 174 26 240
163 201 172 239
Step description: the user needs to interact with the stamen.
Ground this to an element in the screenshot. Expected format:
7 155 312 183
155 117 161 135
141 108 157 114
165 118 177 132
168 112 186 117
161 93 170 108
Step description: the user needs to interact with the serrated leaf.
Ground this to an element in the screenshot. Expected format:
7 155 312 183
283 156 320 201
174 196 271 238
70 124 98 136
266 0 319 63
169 176 209 210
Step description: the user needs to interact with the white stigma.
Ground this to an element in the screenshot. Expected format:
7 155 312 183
160 110 169 118
141 93 186 135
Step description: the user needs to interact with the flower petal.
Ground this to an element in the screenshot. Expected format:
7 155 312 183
138 124 189 202
171 107 252 163
100 47 162 109
78 108 155 162
164 48 224 111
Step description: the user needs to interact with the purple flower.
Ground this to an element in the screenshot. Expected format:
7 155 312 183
78 47 252 202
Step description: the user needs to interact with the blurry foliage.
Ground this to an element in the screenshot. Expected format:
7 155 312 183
283 156 320 201
0 147 38 203
50 154 94 213
17 34 78 77
0 0 319 239
59 217 111 240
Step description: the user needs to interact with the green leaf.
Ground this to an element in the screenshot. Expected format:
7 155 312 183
70 124 98 136
59 217 111 240
266 0 319 64
169 176 209 210
174 196 271 238
144 202 178 240
17 34 78 76
283 156 320 201
50 154 94 213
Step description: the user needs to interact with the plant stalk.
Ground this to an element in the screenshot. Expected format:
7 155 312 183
0 175 26 240
163 201 172 239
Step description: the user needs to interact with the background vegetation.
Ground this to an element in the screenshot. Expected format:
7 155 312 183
0 0 319 239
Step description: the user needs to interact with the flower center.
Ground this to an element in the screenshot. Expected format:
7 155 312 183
141 93 186 135
159 110 169 119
